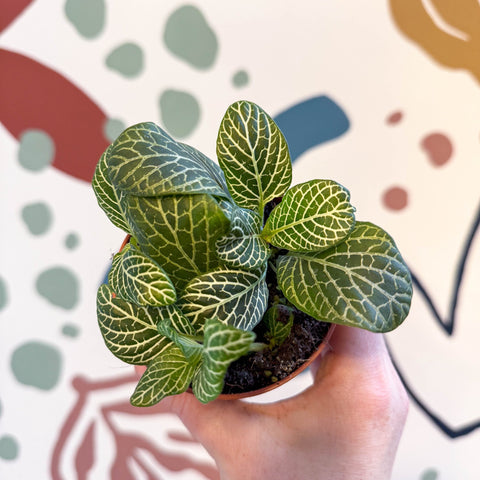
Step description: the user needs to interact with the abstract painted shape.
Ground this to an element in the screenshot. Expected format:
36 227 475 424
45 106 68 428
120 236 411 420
21 202 53 235
383 186 408 211
62 324 80 338
11 341 62 391
232 69 249 88
36 266 79 310
0 49 109 182
273 95 350 162
65 232 80 250
163 5 218 69
389 0 480 84
18 129 55 172
421 468 439 480
105 42 144 78
75 422 95 478
386 110 403 125
421 132 453 167
159 89 200 138
64 0 106 39
0 435 19 460
0 0 34 33
103 118 125 142
0 276 8 311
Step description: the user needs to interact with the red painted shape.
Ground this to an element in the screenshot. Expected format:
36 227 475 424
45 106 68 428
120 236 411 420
421 132 453 167
383 186 409 211
75 422 96 480
0 49 109 182
0 0 34 33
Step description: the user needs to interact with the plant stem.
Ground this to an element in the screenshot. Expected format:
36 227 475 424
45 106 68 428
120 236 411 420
249 342 267 352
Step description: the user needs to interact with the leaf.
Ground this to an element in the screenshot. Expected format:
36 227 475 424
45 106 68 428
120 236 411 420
263 305 294 347
157 318 203 363
216 101 292 214
178 268 268 331
130 344 198 406
125 193 230 291
108 243 176 307
262 179 355 252
92 145 131 233
216 207 270 270
96 284 173 365
107 122 229 198
192 318 256 403
276 222 413 332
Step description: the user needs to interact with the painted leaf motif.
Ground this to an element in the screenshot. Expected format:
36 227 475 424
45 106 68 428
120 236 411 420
192 318 256 403
108 243 176 307
263 180 355 252
276 222 413 332
130 344 198 406
125 193 230 291
178 268 268 331
96 284 173 365
216 101 292 213
216 207 270 270
92 145 131 233
107 122 229 198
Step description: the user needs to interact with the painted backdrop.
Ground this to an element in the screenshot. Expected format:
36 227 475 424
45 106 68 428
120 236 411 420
1 1 480 479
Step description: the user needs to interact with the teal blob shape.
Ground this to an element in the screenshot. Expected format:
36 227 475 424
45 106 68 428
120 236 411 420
421 469 439 480
232 70 249 87
0 276 8 311
105 42 144 78
36 266 79 310
21 202 52 235
65 232 80 250
18 129 55 172
163 5 218 69
103 118 126 142
65 0 106 39
11 341 62 391
61 323 80 338
159 89 200 138
0 435 19 461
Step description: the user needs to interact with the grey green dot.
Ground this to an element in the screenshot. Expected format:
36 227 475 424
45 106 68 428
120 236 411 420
103 118 126 142
11 341 62 391
159 89 200 138
65 0 106 39
18 129 55 172
232 70 249 88
421 469 438 480
163 5 218 70
65 232 80 250
36 266 79 310
0 276 8 311
62 323 80 338
105 42 144 78
0 435 19 461
21 202 52 236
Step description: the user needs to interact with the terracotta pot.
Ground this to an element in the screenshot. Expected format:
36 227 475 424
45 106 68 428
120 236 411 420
121 235 335 400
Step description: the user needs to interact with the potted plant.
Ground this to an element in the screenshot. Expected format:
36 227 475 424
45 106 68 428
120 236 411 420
93 100 413 406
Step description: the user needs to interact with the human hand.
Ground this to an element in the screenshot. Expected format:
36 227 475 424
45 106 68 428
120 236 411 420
161 325 409 480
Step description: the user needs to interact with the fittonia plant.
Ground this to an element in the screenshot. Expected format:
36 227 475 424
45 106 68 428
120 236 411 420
93 100 413 405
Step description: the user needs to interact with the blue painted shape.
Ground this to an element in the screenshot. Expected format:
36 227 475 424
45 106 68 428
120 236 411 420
273 95 350 163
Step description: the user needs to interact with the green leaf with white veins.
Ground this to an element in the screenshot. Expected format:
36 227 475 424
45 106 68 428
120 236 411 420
96 284 174 365
216 101 292 215
263 180 355 252
277 222 413 333
157 318 203 363
109 243 176 307
216 207 270 270
179 268 268 331
131 344 198 407
107 122 229 198
92 145 131 233
125 193 230 292
192 318 256 403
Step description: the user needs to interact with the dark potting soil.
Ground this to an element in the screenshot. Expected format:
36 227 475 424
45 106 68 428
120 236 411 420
222 242 331 395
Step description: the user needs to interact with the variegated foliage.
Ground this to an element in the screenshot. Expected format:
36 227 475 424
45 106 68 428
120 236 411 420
93 100 413 405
